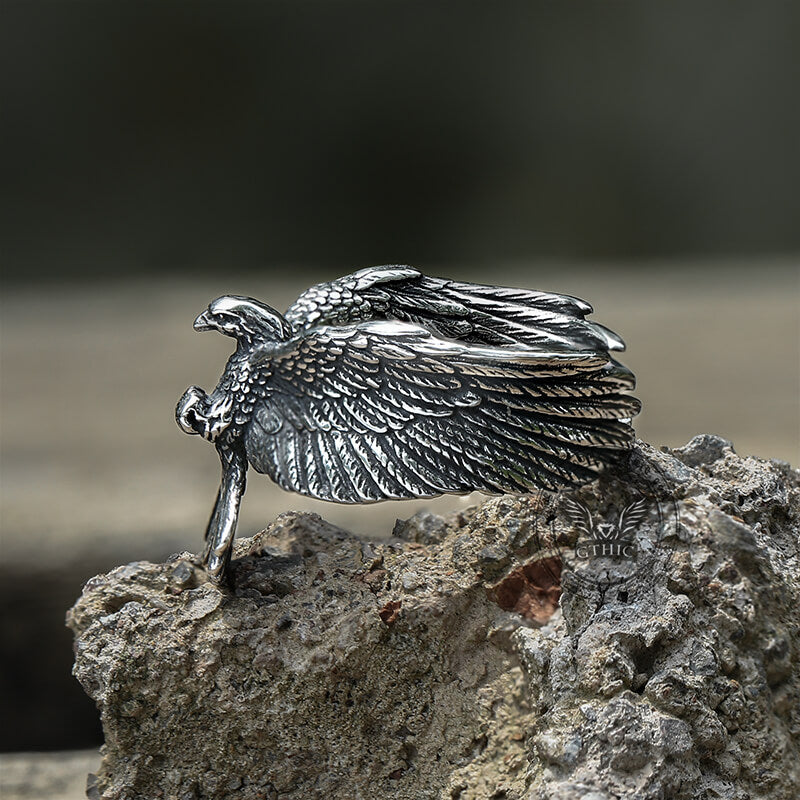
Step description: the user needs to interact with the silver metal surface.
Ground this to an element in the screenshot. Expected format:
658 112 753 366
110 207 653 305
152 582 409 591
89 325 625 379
177 266 641 581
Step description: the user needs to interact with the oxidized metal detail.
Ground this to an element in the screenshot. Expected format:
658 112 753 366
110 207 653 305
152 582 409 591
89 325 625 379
177 266 641 582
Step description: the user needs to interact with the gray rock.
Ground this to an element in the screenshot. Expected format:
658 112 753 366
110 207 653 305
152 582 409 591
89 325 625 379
392 511 452 545
671 434 734 469
68 437 800 799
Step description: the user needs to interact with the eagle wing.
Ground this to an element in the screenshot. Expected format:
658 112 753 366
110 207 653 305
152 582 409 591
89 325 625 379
283 266 627 355
243 320 640 503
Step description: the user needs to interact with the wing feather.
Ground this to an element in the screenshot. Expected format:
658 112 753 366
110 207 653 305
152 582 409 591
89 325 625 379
314 431 356 502
333 432 383 501
463 417 595 489
244 320 638 503
283 266 628 355
396 421 480 492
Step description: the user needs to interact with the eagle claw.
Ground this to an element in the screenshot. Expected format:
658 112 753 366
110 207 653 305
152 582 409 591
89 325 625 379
176 386 210 436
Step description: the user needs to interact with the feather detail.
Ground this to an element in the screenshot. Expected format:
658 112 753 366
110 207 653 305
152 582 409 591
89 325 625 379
244 319 638 502
284 266 627 354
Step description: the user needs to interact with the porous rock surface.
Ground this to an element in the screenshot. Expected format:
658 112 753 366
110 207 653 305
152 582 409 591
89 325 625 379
68 437 800 800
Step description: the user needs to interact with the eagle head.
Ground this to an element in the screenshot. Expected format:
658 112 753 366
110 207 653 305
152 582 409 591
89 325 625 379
193 295 292 343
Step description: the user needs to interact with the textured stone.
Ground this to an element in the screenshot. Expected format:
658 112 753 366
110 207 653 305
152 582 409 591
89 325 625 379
68 437 800 799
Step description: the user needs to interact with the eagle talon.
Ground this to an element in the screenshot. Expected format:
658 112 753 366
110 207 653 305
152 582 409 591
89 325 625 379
176 386 210 436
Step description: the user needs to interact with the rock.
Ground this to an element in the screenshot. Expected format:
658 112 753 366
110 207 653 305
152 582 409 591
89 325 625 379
392 511 451 545
68 438 800 799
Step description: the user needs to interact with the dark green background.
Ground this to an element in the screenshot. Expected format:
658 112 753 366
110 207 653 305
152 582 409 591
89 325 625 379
3 0 799 283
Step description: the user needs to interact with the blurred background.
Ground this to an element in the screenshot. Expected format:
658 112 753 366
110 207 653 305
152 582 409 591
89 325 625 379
1 0 798 772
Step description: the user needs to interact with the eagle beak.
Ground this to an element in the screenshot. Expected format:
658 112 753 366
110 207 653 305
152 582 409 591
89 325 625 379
193 310 214 331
